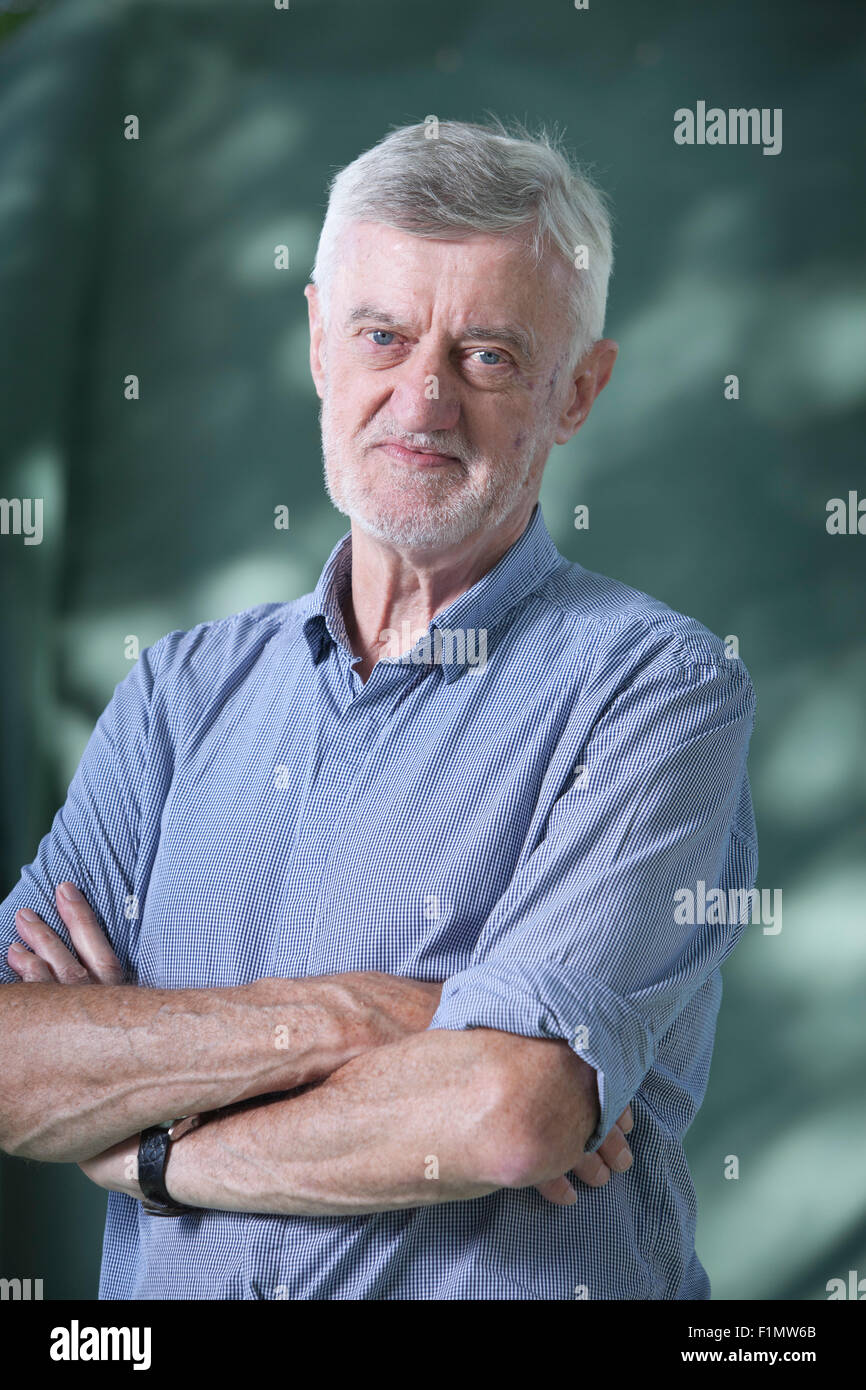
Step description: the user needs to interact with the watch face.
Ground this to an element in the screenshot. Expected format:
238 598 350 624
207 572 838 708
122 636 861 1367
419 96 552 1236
167 1114 202 1141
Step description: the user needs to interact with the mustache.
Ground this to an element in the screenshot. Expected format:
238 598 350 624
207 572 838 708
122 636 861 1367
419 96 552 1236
319 393 472 461
365 428 472 461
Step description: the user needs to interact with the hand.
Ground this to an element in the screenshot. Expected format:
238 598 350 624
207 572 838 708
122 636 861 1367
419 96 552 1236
7 886 134 1187
337 972 444 1044
534 1104 634 1204
7 882 124 985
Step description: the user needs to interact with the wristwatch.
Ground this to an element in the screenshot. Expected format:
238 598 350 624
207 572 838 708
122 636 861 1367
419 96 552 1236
138 1115 203 1216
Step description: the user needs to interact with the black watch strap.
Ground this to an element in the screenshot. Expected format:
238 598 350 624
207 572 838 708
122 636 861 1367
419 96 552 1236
138 1125 193 1216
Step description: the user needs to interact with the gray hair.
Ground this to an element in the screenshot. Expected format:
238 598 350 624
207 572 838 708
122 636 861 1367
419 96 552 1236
310 116 614 364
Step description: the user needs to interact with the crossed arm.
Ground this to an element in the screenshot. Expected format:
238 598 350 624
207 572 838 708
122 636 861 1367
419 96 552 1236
0 883 634 1216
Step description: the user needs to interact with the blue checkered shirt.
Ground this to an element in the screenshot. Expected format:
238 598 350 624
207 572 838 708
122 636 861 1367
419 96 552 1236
0 504 757 1299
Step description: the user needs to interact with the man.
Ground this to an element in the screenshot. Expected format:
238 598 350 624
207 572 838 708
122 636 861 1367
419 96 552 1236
0 119 757 1300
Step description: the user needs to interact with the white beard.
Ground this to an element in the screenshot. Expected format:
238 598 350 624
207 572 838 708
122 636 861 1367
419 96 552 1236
319 386 548 549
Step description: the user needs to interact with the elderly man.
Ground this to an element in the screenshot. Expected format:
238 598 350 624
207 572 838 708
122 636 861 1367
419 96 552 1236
0 119 756 1300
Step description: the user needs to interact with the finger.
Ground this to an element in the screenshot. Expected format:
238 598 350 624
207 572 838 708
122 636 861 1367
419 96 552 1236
616 1104 634 1134
596 1122 633 1173
7 940 55 983
14 908 90 983
55 883 124 984
534 1175 577 1205
569 1150 613 1188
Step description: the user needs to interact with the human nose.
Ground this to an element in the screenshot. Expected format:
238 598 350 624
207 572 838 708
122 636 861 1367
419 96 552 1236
387 350 461 435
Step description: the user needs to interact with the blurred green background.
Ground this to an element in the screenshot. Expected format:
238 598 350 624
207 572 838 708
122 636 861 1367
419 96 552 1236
1 0 864 1300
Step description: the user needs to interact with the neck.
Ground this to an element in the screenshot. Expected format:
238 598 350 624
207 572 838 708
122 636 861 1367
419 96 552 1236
343 502 536 680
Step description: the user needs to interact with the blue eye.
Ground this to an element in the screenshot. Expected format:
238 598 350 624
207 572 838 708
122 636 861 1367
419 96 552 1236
474 349 502 366
369 330 395 346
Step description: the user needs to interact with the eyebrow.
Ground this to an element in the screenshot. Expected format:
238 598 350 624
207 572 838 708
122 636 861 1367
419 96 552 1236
344 304 536 362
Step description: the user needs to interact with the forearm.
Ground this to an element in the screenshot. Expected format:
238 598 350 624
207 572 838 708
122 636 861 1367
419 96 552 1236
165 1030 500 1214
0 972 438 1163
164 1028 598 1216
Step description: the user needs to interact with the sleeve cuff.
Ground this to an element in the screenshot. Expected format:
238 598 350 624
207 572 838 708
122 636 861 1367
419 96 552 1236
428 958 654 1151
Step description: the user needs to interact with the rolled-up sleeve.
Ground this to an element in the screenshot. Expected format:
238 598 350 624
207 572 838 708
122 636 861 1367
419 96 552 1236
428 656 758 1152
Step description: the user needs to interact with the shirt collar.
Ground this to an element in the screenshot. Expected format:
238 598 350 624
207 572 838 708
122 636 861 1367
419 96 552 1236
302 503 564 683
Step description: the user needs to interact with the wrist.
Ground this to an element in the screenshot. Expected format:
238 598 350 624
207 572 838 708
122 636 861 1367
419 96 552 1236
138 1117 203 1216
162 1129 185 1205
78 1133 143 1198
250 974 369 1078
